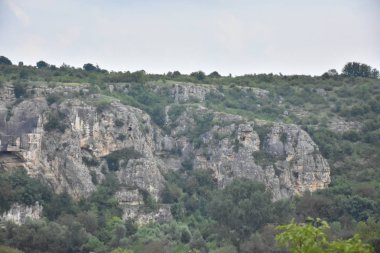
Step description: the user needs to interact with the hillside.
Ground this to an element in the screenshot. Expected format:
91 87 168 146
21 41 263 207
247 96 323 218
0 61 379 252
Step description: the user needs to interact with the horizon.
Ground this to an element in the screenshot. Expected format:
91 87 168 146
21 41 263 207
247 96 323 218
3 55 377 77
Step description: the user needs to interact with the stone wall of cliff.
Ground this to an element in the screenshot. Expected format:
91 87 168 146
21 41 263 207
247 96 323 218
0 82 330 223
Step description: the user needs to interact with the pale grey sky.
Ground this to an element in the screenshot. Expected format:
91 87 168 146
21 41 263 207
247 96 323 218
1 0 379 75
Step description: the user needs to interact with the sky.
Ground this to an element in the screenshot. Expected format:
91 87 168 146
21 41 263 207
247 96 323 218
0 0 379 76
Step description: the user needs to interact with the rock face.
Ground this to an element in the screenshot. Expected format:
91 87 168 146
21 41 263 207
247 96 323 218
0 82 330 221
263 124 330 199
0 92 160 199
0 202 43 225
161 108 330 201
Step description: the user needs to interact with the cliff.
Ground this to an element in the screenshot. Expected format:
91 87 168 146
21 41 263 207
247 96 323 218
0 82 330 223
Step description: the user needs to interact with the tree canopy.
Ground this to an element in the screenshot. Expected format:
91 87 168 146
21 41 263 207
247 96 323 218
36 60 49 69
208 179 273 252
276 219 374 253
342 62 379 79
0 56 12 65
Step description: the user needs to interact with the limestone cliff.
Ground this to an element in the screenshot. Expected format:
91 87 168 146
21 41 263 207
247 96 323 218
0 82 330 222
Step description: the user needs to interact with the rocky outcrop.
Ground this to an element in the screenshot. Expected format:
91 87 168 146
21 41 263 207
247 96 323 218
0 202 43 225
0 90 161 199
170 83 216 103
263 124 330 198
0 82 331 220
115 187 172 225
161 106 330 200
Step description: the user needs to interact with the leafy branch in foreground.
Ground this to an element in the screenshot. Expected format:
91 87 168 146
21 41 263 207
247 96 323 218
276 218 374 253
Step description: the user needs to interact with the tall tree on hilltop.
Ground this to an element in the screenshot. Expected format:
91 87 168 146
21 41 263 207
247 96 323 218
0 56 12 65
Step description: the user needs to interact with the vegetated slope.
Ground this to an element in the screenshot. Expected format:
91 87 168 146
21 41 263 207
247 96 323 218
0 61 379 253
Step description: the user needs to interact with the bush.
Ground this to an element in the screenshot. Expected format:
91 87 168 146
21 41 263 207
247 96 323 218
140 189 158 212
104 148 143 171
44 111 68 133
82 157 100 167
13 83 28 98
0 169 51 212
168 104 186 123
114 119 124 127
46 93 62 105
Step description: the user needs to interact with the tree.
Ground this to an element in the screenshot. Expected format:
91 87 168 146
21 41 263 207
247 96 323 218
0 56 12 65
190 71 206 81
342 62 373 78
172 70 181 78
36 60 49 68
208 179 273 252
83 63 97 71
276 219 374 253
208 71 221 78
357 217 380 252
371 68 379 79
322 69 339 79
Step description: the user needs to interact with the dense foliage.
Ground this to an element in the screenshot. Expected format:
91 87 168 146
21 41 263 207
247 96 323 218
276 219 373 253
0 57 380 252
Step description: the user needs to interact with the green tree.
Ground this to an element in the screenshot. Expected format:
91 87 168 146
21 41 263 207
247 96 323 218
276 219 374 253
172 70 181 78
208 71 221 78
0 56 12 65
36 60 49 68
190 71 206 81
371 68 379 79
342 62 373 78
83 63 97 71
208 179 273 252
357 217 380 252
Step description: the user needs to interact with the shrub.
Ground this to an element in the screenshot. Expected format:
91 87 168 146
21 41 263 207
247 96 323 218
13 82 28 98
44 111 68 133
181 156 194 170
114 119 124 127
95 98 112 113
46 93 62 105
168 104 186 123
82 157 100 167
139 189 158 212
104 148 143 171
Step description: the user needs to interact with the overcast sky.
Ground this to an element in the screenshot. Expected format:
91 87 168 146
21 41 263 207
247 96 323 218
1 0 379 75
